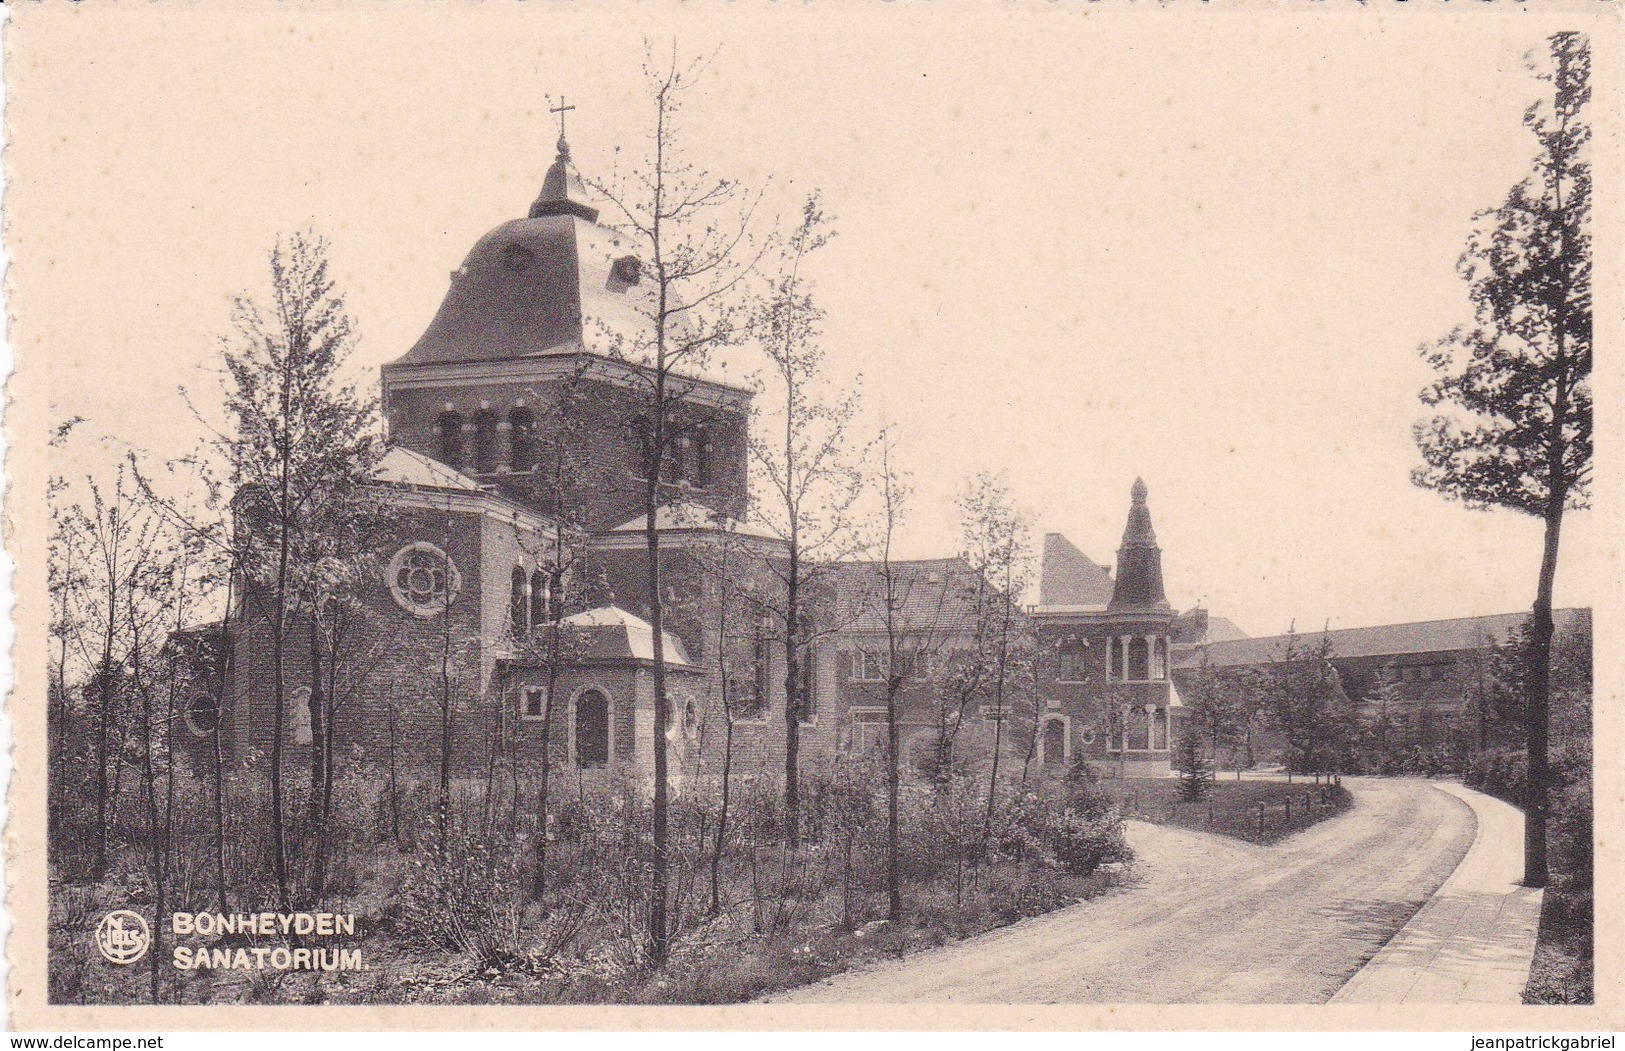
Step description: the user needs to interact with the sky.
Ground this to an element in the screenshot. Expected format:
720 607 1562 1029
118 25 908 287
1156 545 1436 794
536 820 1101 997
9 3 1606 638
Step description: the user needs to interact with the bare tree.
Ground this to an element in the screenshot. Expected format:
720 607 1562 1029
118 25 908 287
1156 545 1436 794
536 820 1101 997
954 473 1035 847
585 47 767 965
747 193 866 845
213 232 379 908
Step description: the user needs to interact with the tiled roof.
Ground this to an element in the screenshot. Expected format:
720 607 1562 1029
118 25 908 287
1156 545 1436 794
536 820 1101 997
829 558 986 635
1039 533 1114 606
371 446 485 491
560 605 693 666
1178 609 1588 668
611 502 780 540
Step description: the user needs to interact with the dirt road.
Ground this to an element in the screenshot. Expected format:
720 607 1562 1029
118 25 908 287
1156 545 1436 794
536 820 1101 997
773 778 1474 1004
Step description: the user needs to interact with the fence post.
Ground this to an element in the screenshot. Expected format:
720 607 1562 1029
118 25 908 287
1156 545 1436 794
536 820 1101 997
1285 797 1292 825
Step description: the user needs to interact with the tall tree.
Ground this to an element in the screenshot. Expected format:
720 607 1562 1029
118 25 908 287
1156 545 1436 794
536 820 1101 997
1412 33 1590 887
747 193 865 845
587 49 765 965
953 473 1035 846
215 232 379 908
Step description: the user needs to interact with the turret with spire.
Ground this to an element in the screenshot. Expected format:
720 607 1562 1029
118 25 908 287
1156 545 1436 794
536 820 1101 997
529 133 600 222
1108 477 1172 612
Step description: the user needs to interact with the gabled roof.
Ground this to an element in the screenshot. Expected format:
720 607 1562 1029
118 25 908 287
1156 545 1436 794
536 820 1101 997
371 446 485 492
560 605 693 667
1179 608 1588 669
829 558 987 636
1039 533 1115 607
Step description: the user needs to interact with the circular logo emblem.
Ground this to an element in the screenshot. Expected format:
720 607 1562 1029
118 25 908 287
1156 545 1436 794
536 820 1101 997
94 910 150 965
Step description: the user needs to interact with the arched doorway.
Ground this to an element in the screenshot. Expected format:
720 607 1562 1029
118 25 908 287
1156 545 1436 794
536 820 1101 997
574 689 610 769
1041 716 1069 769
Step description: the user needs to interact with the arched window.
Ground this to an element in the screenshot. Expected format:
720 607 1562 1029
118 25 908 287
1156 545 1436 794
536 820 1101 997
663 435 685 483
472 410 498 473
1151 706 1169 750
436 411 464 467
797 643 817 724
1128 706 1150 751
1128 637 1150 681
289 686 314 746
693 428 712 487
1151 637 1168 680
574 689 610 768
509 408 537 473
629 417 654 479
510 567 528 636
1110 637 1125 681
529 569 549 627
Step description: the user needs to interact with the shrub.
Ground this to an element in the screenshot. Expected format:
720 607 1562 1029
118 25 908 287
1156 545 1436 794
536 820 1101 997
1464 747 1527 807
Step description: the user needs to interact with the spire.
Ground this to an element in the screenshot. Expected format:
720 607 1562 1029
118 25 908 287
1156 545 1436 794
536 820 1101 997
529 104 599 222
1108 477 1172 612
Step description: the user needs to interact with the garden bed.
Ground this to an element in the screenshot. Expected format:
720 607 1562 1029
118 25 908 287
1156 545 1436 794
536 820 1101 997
1104 778 1353 845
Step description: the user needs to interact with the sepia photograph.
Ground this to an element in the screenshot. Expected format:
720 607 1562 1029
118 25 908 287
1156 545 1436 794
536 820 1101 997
4 1 1615 1031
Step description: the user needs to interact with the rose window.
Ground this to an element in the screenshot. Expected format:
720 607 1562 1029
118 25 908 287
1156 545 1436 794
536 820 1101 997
386 542 462 617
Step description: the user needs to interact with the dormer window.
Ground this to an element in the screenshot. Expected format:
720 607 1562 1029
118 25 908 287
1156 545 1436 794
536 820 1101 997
609 255 643 291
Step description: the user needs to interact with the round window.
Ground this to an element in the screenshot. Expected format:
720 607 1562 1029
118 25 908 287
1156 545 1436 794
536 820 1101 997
386 542 462 617
183 694 219 738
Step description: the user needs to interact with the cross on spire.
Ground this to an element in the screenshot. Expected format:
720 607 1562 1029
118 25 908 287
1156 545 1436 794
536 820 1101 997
550 96 576 141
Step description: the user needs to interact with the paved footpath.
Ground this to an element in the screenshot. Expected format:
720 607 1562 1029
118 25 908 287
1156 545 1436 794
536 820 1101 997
773 778 1476 1004
1332 781 1542 1004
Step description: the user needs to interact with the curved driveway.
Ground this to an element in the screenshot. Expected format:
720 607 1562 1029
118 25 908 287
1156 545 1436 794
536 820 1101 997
774 778 1475 1004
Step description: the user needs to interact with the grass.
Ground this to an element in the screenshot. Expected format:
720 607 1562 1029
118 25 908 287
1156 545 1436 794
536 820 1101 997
1524 880 1592 1004
1103 777 1354 845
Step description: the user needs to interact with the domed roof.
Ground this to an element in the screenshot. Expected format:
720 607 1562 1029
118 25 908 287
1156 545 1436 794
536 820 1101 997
389 137 660 369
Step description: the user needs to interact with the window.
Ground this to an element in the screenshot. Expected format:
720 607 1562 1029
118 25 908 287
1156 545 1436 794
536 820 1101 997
386 542 461 617
754 623 773 713
520 688 547 720
289 686 314 746
849 710 888 755
574 689 610 768
1152 637 1168 680
509 408 537 472
510 567 528 636
473 410 498 473
693 429 713 487
436 411 464 467
1127 706 1150 750
1151 707 1168 750
1110 637 1125 681
529 569 550 627
630 417 654 480
1128 637 1150 681
662 435 685 483
849 650 884 682
184 693 219 738
1057 642 1089 683
796 645 817 724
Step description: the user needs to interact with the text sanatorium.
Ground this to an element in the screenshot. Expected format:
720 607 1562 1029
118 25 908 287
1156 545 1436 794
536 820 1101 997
169 912 362 971
171 945 362 971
